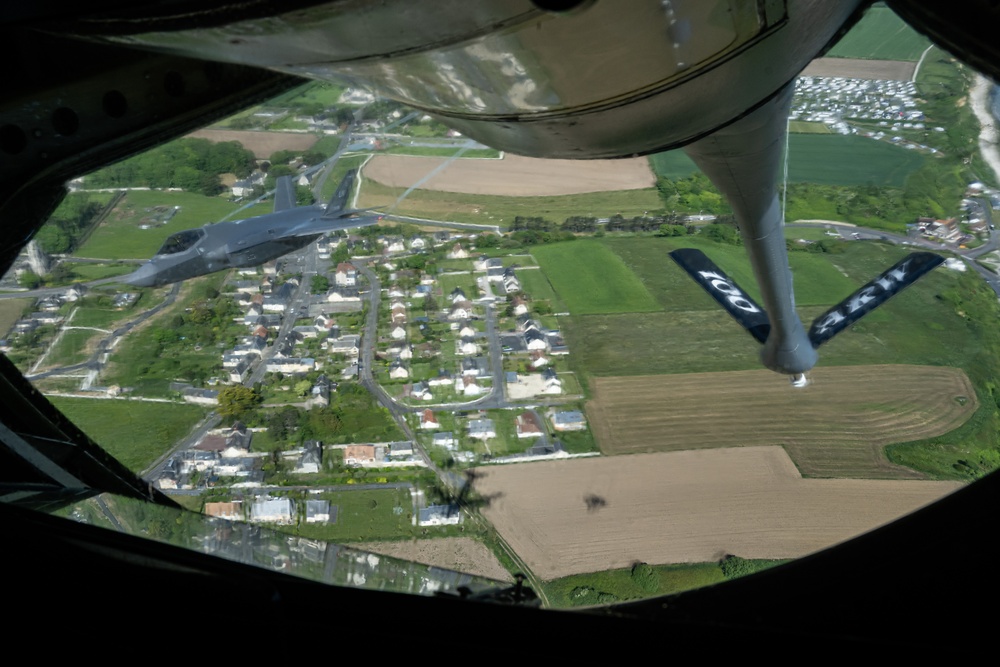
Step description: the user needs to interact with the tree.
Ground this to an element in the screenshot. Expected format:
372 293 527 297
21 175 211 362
311 275 330 294
217 385 261 419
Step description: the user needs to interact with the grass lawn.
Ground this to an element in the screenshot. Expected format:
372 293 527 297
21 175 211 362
825 5 931 61
76 190 246 259
530 240 660 315
284 487 418 542
0 298 30 336
543 562 726 607
44 328 100 367
49 396 206 472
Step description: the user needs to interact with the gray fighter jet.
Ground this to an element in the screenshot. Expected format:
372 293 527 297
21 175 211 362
124 170 380 287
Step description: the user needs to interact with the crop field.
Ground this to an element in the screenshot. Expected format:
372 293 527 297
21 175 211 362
49 396 206 472
359 537 513 582
358 179 662 227
76 190 247 260
558 240 974 379
648 135 926 186
597 236 860 309
185 128 319 158
472 447 961 579
800 58 916 81
530 240 660 315
586 365 977 478
364 153 655 196
825 5 932 61
787 135 926 187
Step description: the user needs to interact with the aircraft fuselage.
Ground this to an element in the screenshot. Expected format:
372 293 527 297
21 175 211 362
126 207 328 287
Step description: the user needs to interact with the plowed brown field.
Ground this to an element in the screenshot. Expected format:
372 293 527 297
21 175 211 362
472 447 961 579
587 365 976 478
364 153 655 196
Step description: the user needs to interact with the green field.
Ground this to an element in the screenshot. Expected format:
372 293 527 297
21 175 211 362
76 190 247 259
49 396 206 472
826 5 932 61
560 239 968 378
787 135 926 187
530 240 660 315
516 267 565 311
650 135 926 187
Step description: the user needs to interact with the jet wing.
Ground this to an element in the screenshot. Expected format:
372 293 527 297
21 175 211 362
273 175 296 212
288 213 382 238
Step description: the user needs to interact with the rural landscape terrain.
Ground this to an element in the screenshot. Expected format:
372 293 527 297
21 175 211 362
4 5 1000 607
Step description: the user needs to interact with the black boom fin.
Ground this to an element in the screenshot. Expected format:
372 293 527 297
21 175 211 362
808 251 945 348
670 248 771 344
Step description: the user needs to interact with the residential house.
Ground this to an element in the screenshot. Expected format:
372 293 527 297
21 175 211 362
552 410 587 431
432 432 456 450
305 500 331 523
467 418 496 440
250 497 294 524
516 412 544 438
420 409 441 430
343 444 377 465
389 360 409 379
418 504 461 526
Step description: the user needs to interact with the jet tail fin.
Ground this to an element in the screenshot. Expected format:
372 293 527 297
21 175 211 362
808 251 944 347
322 169 356 217
669 248 771 344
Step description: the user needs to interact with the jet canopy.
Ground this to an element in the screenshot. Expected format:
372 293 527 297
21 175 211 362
156 229 205 255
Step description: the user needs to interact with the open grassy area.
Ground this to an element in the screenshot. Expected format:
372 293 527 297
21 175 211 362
358 179 662 227
281 487 419 542
543 562 726 607
826 4 932 61
62 262 137 282
49 396 206 472
76 190 246 260
0 298 29 336
530 240 660 315
44 328 100 367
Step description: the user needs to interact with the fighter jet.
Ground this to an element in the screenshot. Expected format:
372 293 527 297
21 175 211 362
124 170 380 287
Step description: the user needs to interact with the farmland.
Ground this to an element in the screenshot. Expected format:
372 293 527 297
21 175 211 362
357 179 662 227
559 239 977 378
472 447 961 580
586 366 977 478
529 240 660 315
825 5 932 61
649 135 927 187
